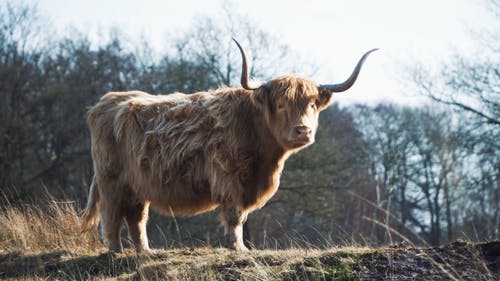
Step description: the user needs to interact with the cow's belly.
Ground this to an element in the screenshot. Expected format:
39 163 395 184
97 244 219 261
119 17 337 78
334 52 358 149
150 198 219 216
145 181 219 216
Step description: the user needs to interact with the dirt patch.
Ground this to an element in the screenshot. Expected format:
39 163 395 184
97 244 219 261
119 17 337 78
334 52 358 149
346 240 499 280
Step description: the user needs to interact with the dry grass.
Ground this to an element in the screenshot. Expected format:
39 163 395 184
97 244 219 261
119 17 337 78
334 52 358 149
0 200 101 255
0 201 497 280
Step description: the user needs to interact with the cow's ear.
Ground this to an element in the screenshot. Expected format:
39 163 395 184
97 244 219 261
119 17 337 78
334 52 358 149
317 89 333 111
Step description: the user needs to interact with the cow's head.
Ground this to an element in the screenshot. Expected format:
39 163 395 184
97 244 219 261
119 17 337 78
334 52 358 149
233 39 377 150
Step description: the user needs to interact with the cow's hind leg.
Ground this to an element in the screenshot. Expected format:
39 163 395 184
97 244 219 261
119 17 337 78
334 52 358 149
99 201 124 252
97 176 125 253
220 205 249 251
124 200 151 253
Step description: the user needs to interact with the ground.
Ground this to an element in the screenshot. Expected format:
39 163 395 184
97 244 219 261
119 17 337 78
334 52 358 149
0 240 498 280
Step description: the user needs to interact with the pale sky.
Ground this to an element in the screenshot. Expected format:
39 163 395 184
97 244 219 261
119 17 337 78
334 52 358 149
32 0 495 105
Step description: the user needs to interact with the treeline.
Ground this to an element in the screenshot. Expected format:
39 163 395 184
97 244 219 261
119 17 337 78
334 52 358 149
354 104 498 245
0 2 497 248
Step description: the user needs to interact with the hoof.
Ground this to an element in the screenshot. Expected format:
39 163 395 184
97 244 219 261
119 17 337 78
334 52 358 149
136 247 153 255
227 243 249 251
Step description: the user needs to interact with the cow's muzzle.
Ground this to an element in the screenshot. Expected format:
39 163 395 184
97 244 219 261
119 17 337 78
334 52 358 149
289 125 314 146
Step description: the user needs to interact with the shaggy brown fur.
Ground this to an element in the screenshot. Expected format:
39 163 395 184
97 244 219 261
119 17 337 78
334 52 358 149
81 76 335 252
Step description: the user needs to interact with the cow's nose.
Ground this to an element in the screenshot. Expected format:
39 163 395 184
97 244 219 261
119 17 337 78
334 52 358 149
293 126 312 139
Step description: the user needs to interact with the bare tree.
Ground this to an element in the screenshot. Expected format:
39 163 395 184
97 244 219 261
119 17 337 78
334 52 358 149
405 0 499 242
409 0 499 127
353 104 480 245
171 3 317 88
353 104 423 243
0 1 47 196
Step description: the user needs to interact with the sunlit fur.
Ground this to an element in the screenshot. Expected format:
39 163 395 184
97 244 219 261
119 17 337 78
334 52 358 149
81 76 333 252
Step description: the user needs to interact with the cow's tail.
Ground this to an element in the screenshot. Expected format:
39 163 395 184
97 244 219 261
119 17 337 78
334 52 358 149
80 175 100 232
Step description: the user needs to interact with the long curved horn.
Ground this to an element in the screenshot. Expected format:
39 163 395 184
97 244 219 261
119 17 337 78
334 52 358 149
233 38 263 90
319 48 378 92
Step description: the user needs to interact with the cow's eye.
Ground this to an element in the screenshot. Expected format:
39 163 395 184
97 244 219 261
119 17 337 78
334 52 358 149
310 102 317 110
277 102 285 110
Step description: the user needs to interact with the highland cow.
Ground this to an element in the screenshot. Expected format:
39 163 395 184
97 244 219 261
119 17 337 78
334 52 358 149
81 39 377 252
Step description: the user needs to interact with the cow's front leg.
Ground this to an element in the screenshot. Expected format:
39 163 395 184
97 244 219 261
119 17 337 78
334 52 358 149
220 205 249 251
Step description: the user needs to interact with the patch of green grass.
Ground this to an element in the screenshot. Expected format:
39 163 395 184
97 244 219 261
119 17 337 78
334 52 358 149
328 256 359 280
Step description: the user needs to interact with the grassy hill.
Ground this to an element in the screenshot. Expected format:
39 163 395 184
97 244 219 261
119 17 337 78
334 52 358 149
0 202 498 280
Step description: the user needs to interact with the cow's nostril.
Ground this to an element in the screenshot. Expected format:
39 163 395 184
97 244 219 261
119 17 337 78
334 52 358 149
295 126 312 137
